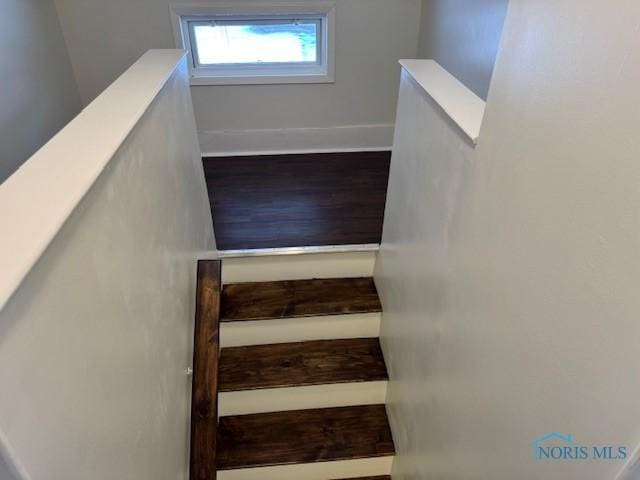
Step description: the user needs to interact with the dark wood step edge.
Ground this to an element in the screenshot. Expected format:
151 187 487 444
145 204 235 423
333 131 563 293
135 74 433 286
190 260 222 480
218 338 389 392
220 277 383 322
216 405 395 470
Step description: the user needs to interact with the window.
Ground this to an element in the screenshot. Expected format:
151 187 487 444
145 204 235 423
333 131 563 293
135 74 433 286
171 3 335 85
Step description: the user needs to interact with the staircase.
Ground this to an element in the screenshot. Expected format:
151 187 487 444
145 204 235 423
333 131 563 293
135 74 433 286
191 256 394 480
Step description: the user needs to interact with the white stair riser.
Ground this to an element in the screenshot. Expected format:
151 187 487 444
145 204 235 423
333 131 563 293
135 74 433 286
219 381 388 416
221 251 376 284
217 456 393 480
220 313 381 348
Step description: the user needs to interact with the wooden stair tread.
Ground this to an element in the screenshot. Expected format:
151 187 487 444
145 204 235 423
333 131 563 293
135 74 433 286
216 405 395 470
221 277 382 322
219 338 388 392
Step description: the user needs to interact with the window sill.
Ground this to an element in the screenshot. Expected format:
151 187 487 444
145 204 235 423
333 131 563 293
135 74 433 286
190 73 335 86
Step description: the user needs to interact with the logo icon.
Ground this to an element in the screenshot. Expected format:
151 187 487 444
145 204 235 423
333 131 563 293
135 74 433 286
532 433 627 461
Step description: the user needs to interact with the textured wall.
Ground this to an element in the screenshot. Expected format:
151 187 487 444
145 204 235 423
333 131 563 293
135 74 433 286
0 0 81 183
377 1 640 478
417 0 509 99
0 63 214 480
53 0 421 132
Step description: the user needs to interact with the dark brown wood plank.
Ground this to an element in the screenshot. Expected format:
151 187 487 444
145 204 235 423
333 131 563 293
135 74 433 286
331 477 391 480
217 405 395 470
221 277 382 322
219 338 388 392
190 260 222 480
203 151 391 250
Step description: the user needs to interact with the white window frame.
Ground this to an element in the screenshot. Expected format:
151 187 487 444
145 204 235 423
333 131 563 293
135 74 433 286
170 2 336 86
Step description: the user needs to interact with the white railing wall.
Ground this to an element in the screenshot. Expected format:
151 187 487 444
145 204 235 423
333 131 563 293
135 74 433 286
0 50 214 480
375 2 640 476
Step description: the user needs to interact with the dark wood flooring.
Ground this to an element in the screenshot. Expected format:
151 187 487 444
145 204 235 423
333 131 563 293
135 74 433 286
219 338 388 392
203 152 391 250
216 405 395 470
220 277 382 322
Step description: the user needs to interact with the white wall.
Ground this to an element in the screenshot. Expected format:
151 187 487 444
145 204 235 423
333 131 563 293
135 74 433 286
376 1 640 479
417 0 509 100
53 0 421 134
0 0 81 183
0 57 214 480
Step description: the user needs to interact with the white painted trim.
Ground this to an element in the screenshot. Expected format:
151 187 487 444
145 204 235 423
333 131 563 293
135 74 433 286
399 59 486 144
0 50 186 312
170 1 338 28
221 251 377 284
220 312 381 347
219 381 388 416
218 243 379 258
198 124 394 156
170 2 336 51
216 456 393 480
203 147 391 157
190 73 334 86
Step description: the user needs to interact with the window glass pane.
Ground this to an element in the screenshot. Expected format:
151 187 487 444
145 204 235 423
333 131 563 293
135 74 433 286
193 21 318 65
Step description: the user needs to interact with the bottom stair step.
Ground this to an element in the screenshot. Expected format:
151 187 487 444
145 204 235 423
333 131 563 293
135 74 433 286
216 405 395 471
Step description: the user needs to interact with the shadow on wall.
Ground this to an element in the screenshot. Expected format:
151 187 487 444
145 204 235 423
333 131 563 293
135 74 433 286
0 0 81 183
0 457 19 480
0 433 23 480
619 454 640 480
417 0 509 100
0 455 22 480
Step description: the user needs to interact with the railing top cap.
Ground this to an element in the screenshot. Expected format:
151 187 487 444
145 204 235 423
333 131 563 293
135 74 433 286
0 50 187 312
399 59 486 145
